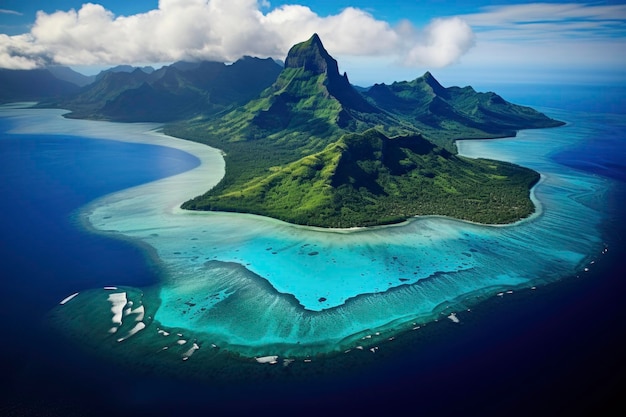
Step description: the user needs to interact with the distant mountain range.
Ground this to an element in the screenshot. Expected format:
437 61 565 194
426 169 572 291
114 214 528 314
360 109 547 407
0 68 81 103
0 65 156 102
40 57 283 122
0 34 564 227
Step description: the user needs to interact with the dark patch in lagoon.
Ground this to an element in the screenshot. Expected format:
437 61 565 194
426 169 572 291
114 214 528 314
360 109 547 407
308 251 319 256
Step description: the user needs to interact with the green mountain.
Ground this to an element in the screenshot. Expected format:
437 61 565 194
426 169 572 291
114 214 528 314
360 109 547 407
183 34 397 145
4 33 563 228
94 65 155 81
364 72 563 147
183 128 539 227
176 34 561 227
48 57 282 122
46 66 96 87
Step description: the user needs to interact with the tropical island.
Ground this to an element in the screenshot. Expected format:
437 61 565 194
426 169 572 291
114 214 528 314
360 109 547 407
13 34 564 228
168 34 563 227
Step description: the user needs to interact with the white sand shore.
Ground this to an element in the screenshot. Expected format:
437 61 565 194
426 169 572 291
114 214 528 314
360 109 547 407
117 322 146 342
182 342 200 360
59 292 79 305
447 313 460 323
126 304 145 322
108 292 127 325
255 355 278 364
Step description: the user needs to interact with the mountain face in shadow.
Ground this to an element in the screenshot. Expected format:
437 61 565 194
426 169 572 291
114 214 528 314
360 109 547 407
49 57 283 122
0 68 80 103
364 71 563 142
221 33 387 144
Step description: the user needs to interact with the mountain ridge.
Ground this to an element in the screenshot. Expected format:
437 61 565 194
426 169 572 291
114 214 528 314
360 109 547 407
174 34 561 227
41 56 283 121
0 68 81 103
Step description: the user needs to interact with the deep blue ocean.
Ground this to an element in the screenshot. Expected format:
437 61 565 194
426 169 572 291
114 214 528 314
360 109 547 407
1 85 625 417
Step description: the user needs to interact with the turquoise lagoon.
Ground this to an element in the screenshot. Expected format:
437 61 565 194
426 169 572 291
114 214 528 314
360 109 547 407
3 105 611 370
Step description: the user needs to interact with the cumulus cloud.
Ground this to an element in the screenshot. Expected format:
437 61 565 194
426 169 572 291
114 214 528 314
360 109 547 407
0 0 474 70
400 17 475 67
0 34 50 69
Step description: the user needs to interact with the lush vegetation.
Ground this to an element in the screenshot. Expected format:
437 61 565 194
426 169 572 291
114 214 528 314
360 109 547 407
179 128 539 227
40 57 283 122
363 71 564 150
167 34 561 227
21 33 561 228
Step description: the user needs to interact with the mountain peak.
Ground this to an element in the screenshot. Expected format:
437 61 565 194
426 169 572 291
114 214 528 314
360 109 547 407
309 33 323 46
421 71 446 95
284 33 339 76
278 34 377 114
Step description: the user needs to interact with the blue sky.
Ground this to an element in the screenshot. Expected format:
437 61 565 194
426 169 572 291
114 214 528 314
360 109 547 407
1 1 625 86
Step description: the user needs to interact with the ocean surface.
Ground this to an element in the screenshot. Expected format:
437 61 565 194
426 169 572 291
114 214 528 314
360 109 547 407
1 86 625 416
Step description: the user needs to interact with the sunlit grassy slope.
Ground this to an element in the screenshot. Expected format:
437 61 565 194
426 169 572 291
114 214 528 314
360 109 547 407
182 129 539 227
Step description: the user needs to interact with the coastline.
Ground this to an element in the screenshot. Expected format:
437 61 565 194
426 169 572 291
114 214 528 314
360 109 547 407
2 103 610 363
3 103 544 232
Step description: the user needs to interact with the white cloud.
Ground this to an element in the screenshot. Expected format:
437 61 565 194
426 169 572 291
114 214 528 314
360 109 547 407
464 2 626 27
451 2 626 79
0 9 23 16
462 2 626 43
0 34 50 69
0 0 474 70
401 17 475 68
261 6 401 56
